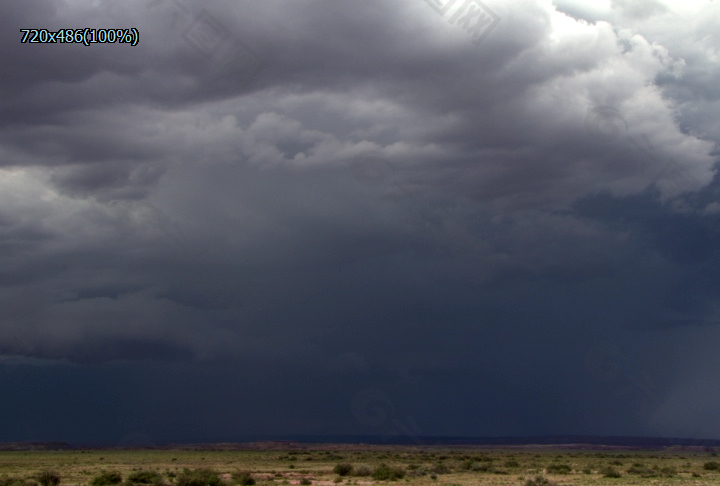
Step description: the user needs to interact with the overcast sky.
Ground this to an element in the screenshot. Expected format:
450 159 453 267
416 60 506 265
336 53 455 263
1 0 719 445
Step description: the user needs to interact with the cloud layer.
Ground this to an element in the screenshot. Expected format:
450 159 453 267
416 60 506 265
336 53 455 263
0 0 719 443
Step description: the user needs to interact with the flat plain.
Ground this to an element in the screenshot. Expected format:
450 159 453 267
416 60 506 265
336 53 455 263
1 445 719 486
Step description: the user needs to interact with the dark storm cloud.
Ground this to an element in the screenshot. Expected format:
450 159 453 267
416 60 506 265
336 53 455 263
1 0 720 442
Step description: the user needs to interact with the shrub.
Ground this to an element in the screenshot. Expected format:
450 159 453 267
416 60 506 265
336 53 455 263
625 466 657 478
333 464 353 477
91 472 123 486
371 465 405 481
176 469 222 486
504 460 519 468
469 462 491 472
602 467 621 478
704 461 720 471
524 475 556 486
231 472 254 486
352 466 371 477
0 477 37 486
126 471 164 486
37 472 60 486
545 464 570 475
299 479 311 486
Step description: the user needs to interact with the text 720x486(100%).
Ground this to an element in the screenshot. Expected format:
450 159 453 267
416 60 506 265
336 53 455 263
20 28 139 46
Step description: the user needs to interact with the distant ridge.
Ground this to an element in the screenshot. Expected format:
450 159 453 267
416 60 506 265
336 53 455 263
0 442 73 451
65 435 720 450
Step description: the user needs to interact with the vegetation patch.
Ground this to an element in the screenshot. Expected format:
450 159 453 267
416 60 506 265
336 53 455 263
0 477 38 486
91 471 123 486
332 464 353 477
545 464 571 475
371 464 405 481
231 472 255 486
36 471 60 486
524 474 557 486
351 465 371 477
126 470 165 486
602 467 622 478
176 469 223 486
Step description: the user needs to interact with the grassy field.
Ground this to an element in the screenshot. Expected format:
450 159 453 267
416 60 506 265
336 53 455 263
1 446 720 486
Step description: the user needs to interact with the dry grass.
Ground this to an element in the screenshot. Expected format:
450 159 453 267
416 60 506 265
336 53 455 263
0 447 718 486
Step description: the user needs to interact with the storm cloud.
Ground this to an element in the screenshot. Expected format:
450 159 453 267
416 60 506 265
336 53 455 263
0 0 719 444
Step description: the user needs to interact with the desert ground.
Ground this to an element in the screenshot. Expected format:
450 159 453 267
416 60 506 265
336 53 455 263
1 444 719 486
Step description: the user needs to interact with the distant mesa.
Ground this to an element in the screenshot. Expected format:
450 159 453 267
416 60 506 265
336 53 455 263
0 442 73 451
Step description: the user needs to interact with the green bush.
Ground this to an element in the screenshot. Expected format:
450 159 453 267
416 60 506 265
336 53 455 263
602 467 621 478
704 461 720 471
36 471 60 486
126 471 164 486
504 460 520 468
371 465 405 481
545 464 570 475
91 472 123 486
176 469 223 486
299 479 311 486
332 464 353 477
231 472 254 486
